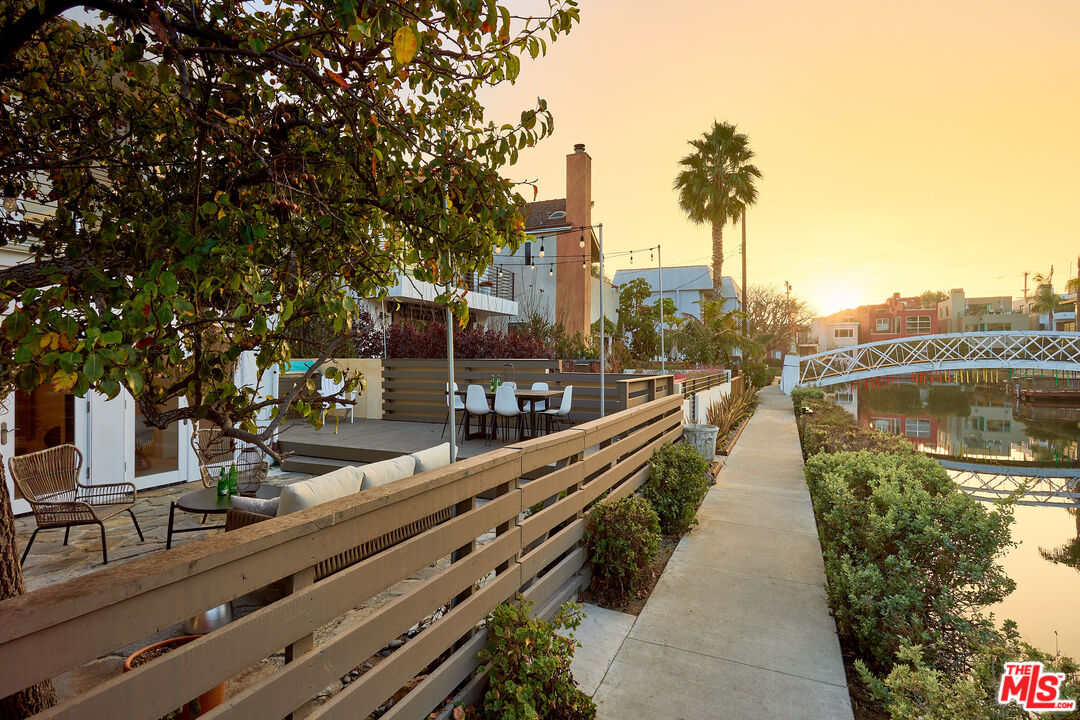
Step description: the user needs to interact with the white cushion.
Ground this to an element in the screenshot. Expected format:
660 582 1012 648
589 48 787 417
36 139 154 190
232 495 280 516
359 455 417 490
410 443 451 474
277 465 365 516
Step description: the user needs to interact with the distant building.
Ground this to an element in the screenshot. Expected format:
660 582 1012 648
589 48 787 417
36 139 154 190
858 292 939 341
492 144 616 335
801 310 861 355
610 266 740 319
936 289 1029 333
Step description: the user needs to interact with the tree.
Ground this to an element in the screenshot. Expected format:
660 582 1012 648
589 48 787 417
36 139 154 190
614 278 675 362
671 298 757 367
744 284 814 356
920 290 947 308
0 2 579 712
673 121 761 293
1032 285 1061 330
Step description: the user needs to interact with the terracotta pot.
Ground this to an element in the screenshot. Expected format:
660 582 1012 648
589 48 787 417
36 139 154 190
123 635 226 719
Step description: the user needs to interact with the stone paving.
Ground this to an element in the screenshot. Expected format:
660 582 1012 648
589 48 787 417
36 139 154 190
14 468 309 592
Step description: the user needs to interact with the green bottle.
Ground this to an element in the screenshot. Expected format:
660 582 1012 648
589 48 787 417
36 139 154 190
217 467 228 497
228 464 239 495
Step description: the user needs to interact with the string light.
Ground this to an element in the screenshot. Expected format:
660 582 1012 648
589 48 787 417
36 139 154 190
2 183 16 212
548 266 553 277
530 262 535 271
581 257 586 269
629 251 633 265
578 229 585 249
650 248 654 263
539 241 545 258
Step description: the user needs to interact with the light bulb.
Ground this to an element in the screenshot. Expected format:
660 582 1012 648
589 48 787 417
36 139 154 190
539 242 545 258
629 251 633 265
582 259 586 269
578 230 585 249
548 266 553 277
531 263 535 271
2 183 16 212
650 249 654 262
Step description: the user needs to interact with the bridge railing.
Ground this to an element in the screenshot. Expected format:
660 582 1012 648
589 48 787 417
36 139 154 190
791 331 1080 388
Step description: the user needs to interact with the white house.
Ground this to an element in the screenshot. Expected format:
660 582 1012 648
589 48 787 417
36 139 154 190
610 265 741 319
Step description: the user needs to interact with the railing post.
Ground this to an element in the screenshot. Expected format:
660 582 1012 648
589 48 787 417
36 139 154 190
618 380 629 412
284 565 316 720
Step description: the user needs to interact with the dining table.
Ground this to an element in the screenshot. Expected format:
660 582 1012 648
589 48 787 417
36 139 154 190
454 386 563 441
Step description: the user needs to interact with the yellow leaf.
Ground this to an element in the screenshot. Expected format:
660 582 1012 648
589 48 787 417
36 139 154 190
40 331 59 350
51 369 77 392
392 25 419 65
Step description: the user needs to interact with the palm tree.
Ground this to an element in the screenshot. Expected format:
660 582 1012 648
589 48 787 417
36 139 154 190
674 121 761 294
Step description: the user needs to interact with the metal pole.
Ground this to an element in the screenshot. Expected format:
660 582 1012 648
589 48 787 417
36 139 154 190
599 223 606 417
657 245 665 374
447 306 457 462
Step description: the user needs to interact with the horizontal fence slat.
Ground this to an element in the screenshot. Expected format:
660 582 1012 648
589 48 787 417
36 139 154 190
312 566 523 720
520 519 585 583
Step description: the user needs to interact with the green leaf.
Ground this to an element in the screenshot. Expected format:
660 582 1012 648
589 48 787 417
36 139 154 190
84 352 104 382
102 330 124 344
159 271 179 296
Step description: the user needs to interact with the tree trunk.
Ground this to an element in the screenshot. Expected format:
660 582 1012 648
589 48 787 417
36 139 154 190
0 458 58 718
711 222 724 294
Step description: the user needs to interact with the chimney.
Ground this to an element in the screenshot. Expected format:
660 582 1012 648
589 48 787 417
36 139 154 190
557 144 593 337
565 143 591 230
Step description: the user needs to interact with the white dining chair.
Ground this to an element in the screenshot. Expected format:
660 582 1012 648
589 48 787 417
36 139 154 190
540 385 573 434
525 381 550 436
441 382 466 438
494 384 526 442
464 384 494 443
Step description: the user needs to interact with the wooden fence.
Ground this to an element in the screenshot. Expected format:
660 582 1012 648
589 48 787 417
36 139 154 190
0 394 684 720
381 358 675 424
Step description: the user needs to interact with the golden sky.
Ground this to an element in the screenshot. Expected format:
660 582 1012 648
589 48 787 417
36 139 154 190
480 0 1080 314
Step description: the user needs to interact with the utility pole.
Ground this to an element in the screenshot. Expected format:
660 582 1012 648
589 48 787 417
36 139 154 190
1076 255 1079 332
1023 271 1029 314
741 207 748 335
784 280 795 353
598 224 605 417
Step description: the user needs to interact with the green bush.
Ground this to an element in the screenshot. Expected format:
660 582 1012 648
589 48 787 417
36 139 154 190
789 386 824 412
743 361 775 389
479 599 596 720
798 397 918 458
644 442 710 535
585 496 661 605
804 450 1015 676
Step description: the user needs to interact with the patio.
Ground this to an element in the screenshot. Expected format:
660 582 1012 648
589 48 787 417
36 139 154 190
13 470 308 592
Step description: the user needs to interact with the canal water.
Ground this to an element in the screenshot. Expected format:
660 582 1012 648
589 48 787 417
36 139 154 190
823 375 1080 659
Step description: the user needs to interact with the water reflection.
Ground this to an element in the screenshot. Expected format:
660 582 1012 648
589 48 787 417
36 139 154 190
824 375 1080 657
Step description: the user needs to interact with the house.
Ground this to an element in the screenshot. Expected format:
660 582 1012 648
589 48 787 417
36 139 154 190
800 310 861 355
1014 287 1076 332
492 144 616 336
936 289 1029 333
610 266 741 319
857 292 939 341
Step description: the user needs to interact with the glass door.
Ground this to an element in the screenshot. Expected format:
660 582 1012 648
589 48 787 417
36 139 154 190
2 385 80 514
132 396 185 487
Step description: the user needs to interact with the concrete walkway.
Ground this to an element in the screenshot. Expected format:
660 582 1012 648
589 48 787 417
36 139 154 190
588 386 854 719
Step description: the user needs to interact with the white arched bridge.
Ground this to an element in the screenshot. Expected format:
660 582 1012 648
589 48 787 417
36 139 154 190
781 331 1080 393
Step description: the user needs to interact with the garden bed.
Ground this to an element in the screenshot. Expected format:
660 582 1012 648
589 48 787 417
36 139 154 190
716 414 751 456
579 535 679 616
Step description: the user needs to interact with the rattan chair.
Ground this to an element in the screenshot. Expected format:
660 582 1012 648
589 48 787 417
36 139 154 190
191 426 268 495
9 444 143 565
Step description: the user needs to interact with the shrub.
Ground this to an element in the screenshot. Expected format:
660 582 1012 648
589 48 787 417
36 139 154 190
804 450 1015 676
789 386 824 412
743 361 775 389
797 397 918 458
478 599 596 720
705 383 758 450
644 442 709 535
585 496 661 605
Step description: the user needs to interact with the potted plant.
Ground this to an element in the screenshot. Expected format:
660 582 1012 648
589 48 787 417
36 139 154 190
123 635 226 719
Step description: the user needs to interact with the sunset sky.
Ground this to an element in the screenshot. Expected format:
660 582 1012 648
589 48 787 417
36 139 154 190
480 0 1080 315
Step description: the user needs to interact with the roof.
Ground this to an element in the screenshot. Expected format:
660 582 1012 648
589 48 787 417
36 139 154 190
611 266 738 296
523 199 569 231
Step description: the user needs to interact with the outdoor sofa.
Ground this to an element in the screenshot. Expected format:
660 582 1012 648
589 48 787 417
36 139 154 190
224 443 452 581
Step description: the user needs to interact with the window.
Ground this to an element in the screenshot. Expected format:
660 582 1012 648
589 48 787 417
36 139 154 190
833 392 853 403
905 315 931 333
875 317 891 332
874 418 902 434
905 419 931 438
833 328 854 338
986 419 1011 433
